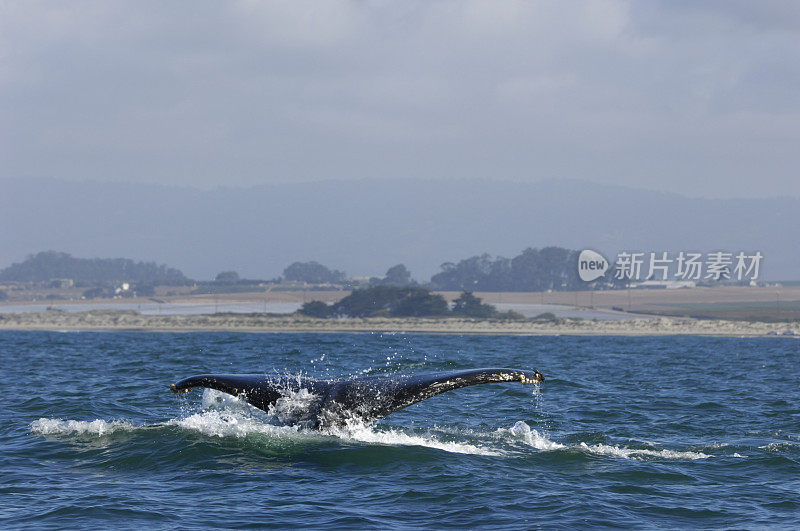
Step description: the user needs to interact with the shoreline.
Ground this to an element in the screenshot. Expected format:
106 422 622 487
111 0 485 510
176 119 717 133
0 310 797 337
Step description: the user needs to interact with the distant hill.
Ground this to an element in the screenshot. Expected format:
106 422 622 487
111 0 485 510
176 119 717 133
0 178 796 280
0 251 187 284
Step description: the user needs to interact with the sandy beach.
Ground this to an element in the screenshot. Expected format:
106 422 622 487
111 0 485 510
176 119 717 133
0 309 797 336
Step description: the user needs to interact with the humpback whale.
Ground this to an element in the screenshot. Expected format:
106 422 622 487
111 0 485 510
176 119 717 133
170 368 545 427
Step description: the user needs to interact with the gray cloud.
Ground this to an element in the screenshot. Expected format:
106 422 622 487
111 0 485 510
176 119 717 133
1 0 799 197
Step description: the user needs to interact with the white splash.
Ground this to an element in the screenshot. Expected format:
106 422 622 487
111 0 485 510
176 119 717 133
329 419 500 456
496 422 708 460
497 421 565 450
578 442 709 460
30 418 137 436
759 442 799 452
167 410 308 440
29 408 710 460
201 388 250 411
267 388 319 424
167 404 499 455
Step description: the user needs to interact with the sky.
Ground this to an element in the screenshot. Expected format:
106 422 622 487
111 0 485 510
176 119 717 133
1 1 800 198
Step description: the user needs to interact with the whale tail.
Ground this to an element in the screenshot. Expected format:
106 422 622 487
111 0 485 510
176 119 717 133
331 368 545 422
170 368 544 426
170 373 329 414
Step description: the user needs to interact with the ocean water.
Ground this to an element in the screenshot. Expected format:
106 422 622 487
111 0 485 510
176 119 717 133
2 331 799 528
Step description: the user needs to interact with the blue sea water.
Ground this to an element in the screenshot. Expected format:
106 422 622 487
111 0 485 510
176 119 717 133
2 331 799 528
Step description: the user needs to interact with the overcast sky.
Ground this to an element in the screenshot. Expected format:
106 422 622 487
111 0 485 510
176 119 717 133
2 1 799 198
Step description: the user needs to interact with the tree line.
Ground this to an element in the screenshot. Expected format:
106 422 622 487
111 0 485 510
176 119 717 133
284 246 598 292
1 246 606 293
299 287 521 319
0 251 188 284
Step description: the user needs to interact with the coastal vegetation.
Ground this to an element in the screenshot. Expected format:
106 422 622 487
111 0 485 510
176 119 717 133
430 247 588 291
1 250 793 323
299 286 448 318
299 287 521 319
0 251 187 284
0 247 600 297
283 261 346 284
369 264 414 287
214 271 240 283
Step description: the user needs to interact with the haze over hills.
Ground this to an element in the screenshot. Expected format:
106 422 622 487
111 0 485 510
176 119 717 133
1 177 796 281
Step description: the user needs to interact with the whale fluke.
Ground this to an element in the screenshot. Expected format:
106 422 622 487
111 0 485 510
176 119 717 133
170 368 544 427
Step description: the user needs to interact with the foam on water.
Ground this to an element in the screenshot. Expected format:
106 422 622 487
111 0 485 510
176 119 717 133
267 388 320 424
195 386 504 455
578 442 710 460
497 420 565 450
29 388 710 461
192 391 501 455
167 410 311 440
328 419 501 456
759 442 800 453
201 388 250 411
30 409 710 460
30 418 138 436
29 377 712 461
498 421 709 460
28 393 500 456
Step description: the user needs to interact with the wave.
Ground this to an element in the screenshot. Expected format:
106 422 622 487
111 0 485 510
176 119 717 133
30 418 138 436
332 423 500 456
30 418 710 462
29 389 712 460
496 421 709 460
167 410 308 440
759 442 800 454
577 442 709 460
496 420 565 450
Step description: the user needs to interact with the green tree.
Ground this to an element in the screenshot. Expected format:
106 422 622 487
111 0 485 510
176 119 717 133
299 300 332 318
215 271 240 283
283 261 346 284
430 254 496 291
451 291 497 318
331 286 448 318
82 287 107 299
383 264 412 286
331 285 399 317
430 247 582 292
0 251 187 284
135 283 156 297
391 289 449 317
